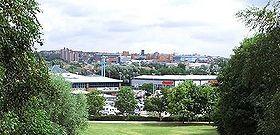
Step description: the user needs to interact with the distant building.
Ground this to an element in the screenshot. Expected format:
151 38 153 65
152 52 160 59
122 51 129 56
131 75 217 90
156 54 173 63
131 53 139 59
49 64 123 115
60 48 79 62
62 73 122 96
173 54 209 63
118 56 132 64
92 52 120 63
49 65 68 74
141 50 145 56
187 62 210 68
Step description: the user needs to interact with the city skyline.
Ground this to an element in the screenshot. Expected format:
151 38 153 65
41 47 218 56
37 0 266 57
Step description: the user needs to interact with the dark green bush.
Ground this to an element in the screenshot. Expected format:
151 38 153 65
89 115 211 122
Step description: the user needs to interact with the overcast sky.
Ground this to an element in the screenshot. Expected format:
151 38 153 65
37 0 267 57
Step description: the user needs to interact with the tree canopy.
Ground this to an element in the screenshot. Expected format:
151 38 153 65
0 0 88 134
144 94 167 121
167 81 206 123
115 86 137 116
215 1 280 134
87 91 105 116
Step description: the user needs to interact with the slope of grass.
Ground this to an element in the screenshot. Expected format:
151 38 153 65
82 123 218 135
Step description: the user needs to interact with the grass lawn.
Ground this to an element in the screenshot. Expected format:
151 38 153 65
82 123 218 135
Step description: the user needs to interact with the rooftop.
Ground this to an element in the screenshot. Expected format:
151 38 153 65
62 73 123 83
49 65 68 74
133 75 217 80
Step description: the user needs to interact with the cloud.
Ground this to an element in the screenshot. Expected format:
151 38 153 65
105 21 143 32
37 0 265 57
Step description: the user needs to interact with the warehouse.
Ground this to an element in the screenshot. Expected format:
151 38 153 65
131 75 217 89
62 73 122 95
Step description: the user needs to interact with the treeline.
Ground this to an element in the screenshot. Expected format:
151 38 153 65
145 81 217 123
47 57 227 80
103 60 226 85
87 82 217 123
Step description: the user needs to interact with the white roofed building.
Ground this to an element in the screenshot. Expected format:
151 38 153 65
62 73 122 95
131 75 217 90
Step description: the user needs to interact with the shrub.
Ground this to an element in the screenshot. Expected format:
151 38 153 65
89 115 211 122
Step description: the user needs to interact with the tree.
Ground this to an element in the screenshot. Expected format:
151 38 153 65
105 65 140 85
50 59 65 67
258 91 280 134
0 0 88 134
215 1 280 134
236 0 280 33
87 91 105 116
115 86 137 117
201 85 217 123
141 83 153 94
46 75 88 135
178 63 186 70
167 81 204 123
189 66 209 75
144 94 167 121
209 57 228 75
214 36 265 135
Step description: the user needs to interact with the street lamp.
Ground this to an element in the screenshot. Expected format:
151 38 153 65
152 73 155 94
119 72 122 80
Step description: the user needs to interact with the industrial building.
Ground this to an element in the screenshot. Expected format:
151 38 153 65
61 73 122 95
61 72 123 115
131 75 217 89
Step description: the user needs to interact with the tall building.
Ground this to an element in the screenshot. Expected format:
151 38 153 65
141 50 145 56
60 48 79 62
122 51 129 56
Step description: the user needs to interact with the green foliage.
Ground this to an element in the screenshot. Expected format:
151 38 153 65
144 95 167 121
214 36 265 135
19 97 65 135
189 66 209 75
0 0 42 51
236 0 280 33
178 63 186 69
50 59 65 67
46 75 88 135
209 57 228 75
0 0 88 134
167 81 206 123
41 53 61 62
258 91 280 134
89 115 210 122
105 65 140 84
87 91 105 116
141 83 153 93
0 111 19 135
201 85 218 122
215 1 280 134
89 115 159 121
115 86 137 116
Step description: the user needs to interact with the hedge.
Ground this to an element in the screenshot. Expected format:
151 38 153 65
89 115 211 122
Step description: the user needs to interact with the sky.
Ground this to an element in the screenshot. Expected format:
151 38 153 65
37 0 267 57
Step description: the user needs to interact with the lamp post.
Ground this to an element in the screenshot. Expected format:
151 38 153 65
119 72 122 80
152 73 155 95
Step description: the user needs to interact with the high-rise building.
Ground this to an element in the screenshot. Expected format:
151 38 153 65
122 51 129 56
60 48 79 62
141 50 145 56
